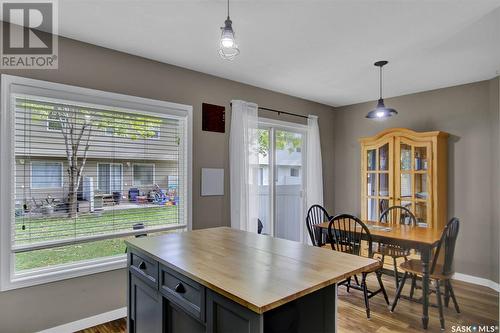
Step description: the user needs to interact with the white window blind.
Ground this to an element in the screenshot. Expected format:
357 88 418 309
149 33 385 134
13 95 187 269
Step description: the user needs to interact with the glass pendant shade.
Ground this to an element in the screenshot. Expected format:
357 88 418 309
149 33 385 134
219 18 239 60
366 98 398 119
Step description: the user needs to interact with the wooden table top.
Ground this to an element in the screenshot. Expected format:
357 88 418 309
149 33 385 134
126 227 378 314
314 220 442 246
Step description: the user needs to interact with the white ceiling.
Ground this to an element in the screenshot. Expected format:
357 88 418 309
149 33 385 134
52 1 500 106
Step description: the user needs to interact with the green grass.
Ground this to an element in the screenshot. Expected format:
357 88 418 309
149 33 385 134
15 238 128 271
15 206 179 272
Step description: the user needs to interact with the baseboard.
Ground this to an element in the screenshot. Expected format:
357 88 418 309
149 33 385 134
453 272 500 292
37 307 127 333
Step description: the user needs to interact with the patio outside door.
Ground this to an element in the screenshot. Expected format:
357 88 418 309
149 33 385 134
257 119 306 242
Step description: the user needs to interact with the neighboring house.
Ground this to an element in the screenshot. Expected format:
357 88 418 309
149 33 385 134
15 158 178 199
14 101 182 207
257 148 303 186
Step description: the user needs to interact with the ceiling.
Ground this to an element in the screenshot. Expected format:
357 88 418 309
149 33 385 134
52 1 500 106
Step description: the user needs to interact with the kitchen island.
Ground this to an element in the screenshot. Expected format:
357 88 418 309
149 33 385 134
125 227 378 333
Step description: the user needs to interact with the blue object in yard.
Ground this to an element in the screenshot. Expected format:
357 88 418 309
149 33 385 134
129 188 140 201
153 187 168 205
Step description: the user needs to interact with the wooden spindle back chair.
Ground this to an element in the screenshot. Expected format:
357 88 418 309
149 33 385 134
306 204 330 247
391 218 460 330
327 214 372 257
380 205 417 226
376 205 417 287
327 214 389 318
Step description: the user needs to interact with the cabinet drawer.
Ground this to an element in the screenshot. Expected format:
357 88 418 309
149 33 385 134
129 251 159 288
160 265 205 322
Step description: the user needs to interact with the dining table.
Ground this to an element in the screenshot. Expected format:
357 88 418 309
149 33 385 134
313 220 443 329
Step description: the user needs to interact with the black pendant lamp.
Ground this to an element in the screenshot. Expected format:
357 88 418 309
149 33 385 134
366 60 397 119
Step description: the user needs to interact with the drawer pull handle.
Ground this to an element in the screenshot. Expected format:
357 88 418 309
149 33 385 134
138 261 147 270
175 282 186 294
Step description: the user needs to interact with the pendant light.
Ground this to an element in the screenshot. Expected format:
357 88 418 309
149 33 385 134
366 60 398 119
219 0 239 61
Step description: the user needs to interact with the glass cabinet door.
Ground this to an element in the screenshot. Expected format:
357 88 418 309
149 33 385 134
396 138 432 227
363 140 393 221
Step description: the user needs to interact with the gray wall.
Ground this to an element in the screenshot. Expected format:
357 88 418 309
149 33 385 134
0 36 335 332
332 77 500 283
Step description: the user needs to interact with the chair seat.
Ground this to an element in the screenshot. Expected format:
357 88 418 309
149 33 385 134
374 243 411 258
399 259 452 280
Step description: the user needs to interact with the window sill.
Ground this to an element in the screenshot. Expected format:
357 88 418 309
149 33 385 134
1 255 127 291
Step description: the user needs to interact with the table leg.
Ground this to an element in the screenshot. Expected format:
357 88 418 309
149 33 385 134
421 246 431 329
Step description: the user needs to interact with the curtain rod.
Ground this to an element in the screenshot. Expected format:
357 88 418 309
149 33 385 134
229 103 308 119
258 106 308 119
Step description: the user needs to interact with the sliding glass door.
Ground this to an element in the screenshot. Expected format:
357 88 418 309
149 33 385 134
257 120 306 242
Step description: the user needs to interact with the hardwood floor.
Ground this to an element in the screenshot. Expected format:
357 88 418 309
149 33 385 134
337 275 498 332
80 275 498 333
76 318 126 333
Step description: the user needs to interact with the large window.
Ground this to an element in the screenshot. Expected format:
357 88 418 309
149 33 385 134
0 75 192 290
31 161 63 189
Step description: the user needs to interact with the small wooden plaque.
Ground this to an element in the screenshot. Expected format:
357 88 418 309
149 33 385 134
202 103 225 133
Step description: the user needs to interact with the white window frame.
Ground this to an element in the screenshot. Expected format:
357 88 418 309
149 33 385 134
97 162 123 194
30 161 64 189
132 163 155 187
0 74 193 291
46 111 62 132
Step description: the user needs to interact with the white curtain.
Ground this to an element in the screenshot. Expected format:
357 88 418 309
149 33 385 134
306 115 324 209
229 100 260 233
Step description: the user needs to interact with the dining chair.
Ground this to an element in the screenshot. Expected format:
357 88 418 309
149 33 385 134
327 214 389 319
391 217 460 331
306 204 331 247
375 205 417 287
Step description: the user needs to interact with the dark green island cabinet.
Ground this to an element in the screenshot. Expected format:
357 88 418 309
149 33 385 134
126 227 377 333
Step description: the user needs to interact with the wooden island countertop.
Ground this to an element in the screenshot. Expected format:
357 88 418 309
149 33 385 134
125 226 378 314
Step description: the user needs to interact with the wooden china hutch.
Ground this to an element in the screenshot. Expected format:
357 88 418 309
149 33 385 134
359 128 449 231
